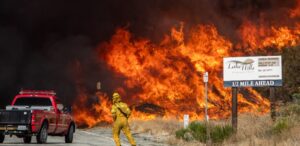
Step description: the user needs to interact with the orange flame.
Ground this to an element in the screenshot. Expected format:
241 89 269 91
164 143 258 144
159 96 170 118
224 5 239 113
72 8 300 128
238 20 300 54
73 91 113 128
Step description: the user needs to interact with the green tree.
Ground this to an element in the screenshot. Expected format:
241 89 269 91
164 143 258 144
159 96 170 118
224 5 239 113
282 45 300 101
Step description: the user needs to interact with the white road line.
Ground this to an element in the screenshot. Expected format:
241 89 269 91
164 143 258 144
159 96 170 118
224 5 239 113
79 130 130 146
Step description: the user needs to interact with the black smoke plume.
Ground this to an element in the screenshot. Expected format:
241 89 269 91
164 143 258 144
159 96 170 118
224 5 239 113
0 0 298 107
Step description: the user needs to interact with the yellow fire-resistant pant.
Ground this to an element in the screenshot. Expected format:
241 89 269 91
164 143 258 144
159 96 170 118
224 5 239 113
113 116 136 146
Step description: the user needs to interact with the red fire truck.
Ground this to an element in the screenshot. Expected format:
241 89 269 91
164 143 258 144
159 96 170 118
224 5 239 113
0 90 75 144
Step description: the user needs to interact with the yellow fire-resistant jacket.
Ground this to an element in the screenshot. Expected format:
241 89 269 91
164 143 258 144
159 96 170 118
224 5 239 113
111 102 131 120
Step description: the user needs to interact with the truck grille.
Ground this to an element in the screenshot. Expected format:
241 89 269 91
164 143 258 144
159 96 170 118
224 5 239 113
0 110 31 125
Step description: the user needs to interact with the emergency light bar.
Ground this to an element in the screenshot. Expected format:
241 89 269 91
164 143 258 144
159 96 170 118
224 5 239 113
19 90 56 95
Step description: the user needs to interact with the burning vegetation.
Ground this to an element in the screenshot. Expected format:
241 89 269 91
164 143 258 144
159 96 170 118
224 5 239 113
72 1 300 128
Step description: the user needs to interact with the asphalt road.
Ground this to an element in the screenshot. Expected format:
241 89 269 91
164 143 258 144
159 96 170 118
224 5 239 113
0 127 169 146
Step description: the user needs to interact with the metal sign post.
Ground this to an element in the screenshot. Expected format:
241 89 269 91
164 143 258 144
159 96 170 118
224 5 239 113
95 81 102 104
203 72 211 144
203 72 209 122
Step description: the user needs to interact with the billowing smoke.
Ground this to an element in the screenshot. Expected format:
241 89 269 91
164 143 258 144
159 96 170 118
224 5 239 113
0 0 299 108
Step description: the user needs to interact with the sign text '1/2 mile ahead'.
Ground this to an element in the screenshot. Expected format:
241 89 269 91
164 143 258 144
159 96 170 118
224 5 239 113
223 56 282 87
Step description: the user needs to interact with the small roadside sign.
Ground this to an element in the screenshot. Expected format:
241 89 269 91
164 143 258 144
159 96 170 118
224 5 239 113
203 72 208 83
183 114 189 129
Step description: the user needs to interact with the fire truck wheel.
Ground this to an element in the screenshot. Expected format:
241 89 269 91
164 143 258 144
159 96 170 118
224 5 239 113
23 136 31 143
36 123 48 144
0 134 4 143
65 125 74 143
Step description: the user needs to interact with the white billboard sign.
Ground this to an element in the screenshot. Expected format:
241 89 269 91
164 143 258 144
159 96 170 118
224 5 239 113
223 56 282 87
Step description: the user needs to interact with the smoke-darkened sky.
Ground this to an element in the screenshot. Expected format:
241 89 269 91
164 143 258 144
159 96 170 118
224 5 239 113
0 0 297 107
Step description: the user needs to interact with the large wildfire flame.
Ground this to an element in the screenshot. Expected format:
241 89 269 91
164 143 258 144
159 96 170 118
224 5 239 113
73 4 300 128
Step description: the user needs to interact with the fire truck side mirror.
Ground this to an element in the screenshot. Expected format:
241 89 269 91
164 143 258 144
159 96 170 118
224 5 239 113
57 104 64 111
63 106 72 113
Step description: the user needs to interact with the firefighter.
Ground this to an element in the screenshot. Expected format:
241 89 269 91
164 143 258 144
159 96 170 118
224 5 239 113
111 92 136 146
